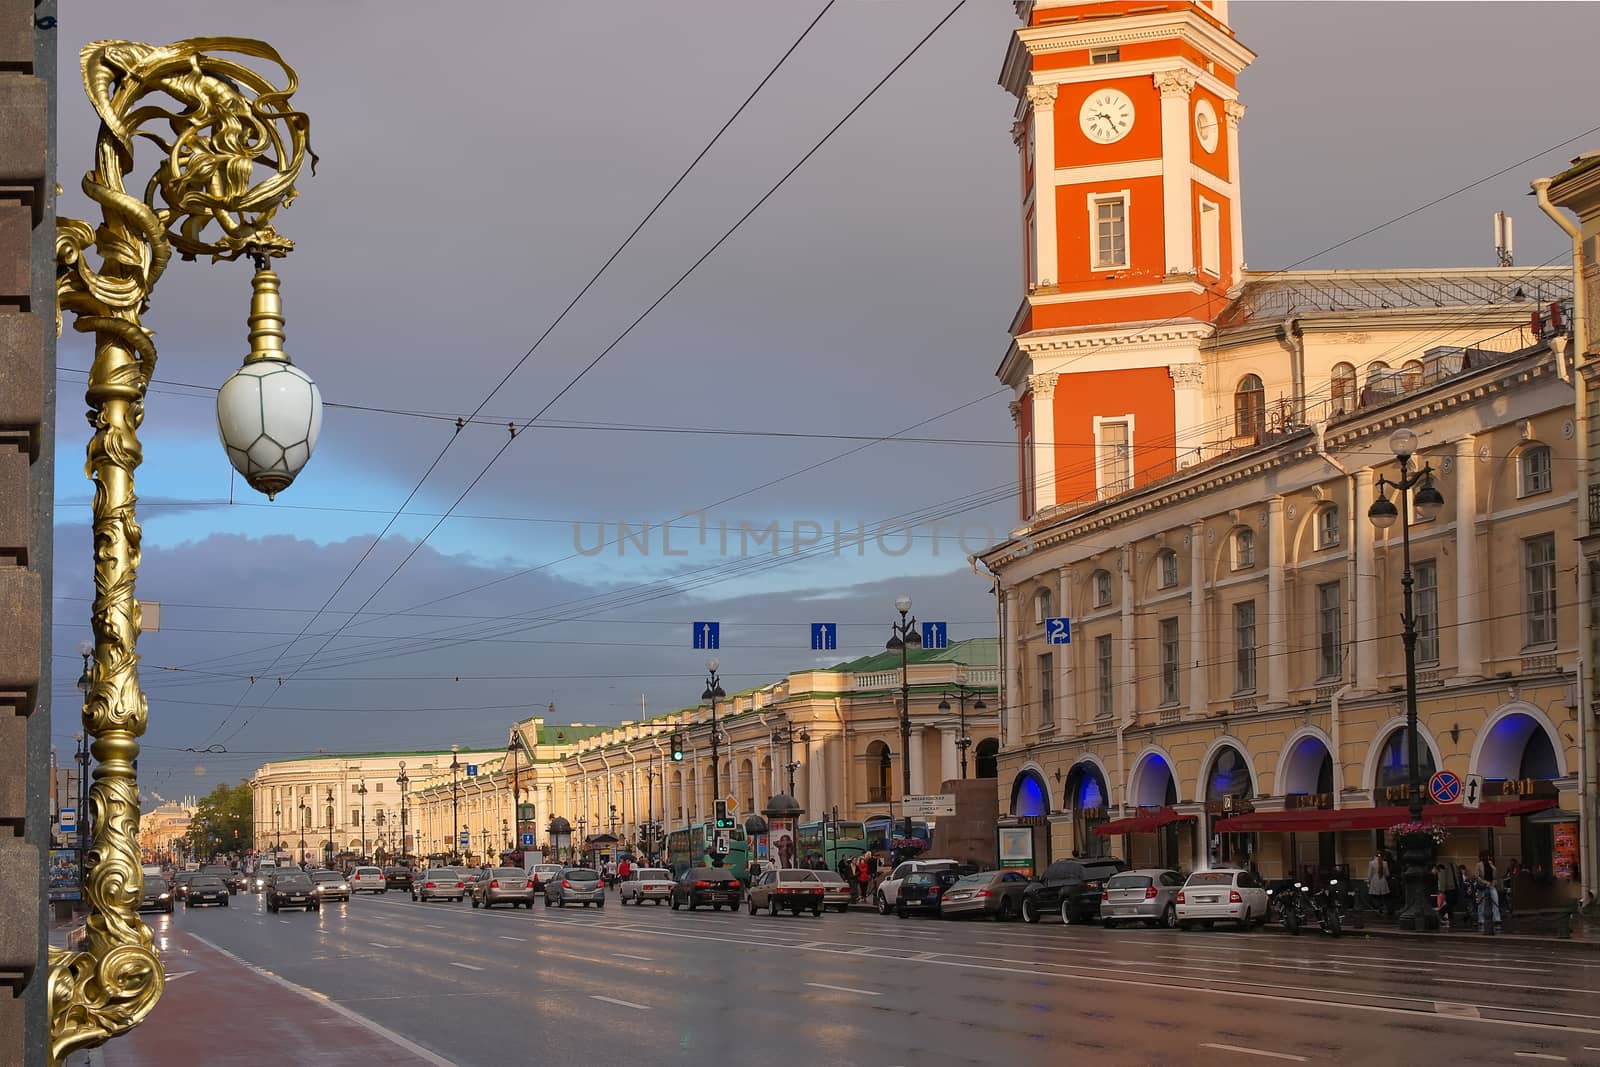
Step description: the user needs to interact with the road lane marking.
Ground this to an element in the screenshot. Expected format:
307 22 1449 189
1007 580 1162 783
1435 1002 1481 1019
498 936 527 942
1199 1043 1307 1062
369 942 392 949
447 962 483 971
591 995 649 1010
1514 1055 1567 1062
807 982 881 997
613 952 652 961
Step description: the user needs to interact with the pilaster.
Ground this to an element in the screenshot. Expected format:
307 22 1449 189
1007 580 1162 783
1224 100 1246 280
1154 70 1196 276
1266 496 1288 707
1026 84 1059 286
1169 363 1206 468
1454 435 1483 679
1188 522 1209 718
1029 372 1059 512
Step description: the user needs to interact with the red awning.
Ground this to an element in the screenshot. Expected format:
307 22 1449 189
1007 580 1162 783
1092 808 1197 837
1213 799 1557 834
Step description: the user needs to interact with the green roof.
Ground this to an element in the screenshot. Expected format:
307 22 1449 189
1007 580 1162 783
826 636 997 674
284 748 495 762
534 723 614 746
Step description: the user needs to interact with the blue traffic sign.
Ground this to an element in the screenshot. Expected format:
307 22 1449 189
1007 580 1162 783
921 621 948 650
59 808 76 834
458 831 470 846
810 623 837 651
466 764 478 777
1045 617 1072 645
520 832 535 847
693 621 720 650
1428 770 1462 805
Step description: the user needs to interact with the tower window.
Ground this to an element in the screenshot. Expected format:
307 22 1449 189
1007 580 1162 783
1090 46 1120 64
1330 362 1357 414
1234 374 1265 439
1199 198 1221 277
1095 415 1134 497
1089 193 1129 270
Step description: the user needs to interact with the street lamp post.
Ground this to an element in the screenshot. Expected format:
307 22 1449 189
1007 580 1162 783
325 788 335 865
938 690 987 779
507 735 522 852
298 803 308 865
450 745 461 862
502 819 510 851
885 595 923 847
1367 426 1446 932
771 724 806 798
703 659 726 818
355 779 369 863
396 762 410 861
273 805 281 851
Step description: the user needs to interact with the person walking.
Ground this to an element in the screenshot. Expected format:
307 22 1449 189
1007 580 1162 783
1474 851 1501 935
838 855 856 901
1434 862 1458 929
1366 850 1391 919
855 855 870 904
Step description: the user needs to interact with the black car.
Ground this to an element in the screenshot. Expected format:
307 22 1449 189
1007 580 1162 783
171 870 198 900
1021 858 1129 924
896 869 961 918
185 874 230 908
670 867 741 911
383 866 414 892
265 869 319 912
138 875 175 914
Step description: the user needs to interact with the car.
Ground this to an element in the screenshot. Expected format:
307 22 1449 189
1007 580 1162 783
225 869 251 893
138 875 175 914
894 869 962 918
349 866 388 894
310 870 351 902
529 864 564 894
412 868 467 902
747 869 826 917
805 870 852 913
1100 869 1185 929
618 867 674 905
1176 868 1269 931
544 867 606 908
1020 857 1129 925
249 869 272 893
938 870 1029 921
171 870 199 901
670 867 741 911
874 859 960 915
265 869 319 912
471 867 536 909
184 874 230 908
383 866 414 892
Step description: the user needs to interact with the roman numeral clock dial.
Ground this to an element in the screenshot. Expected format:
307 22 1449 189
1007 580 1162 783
1078 88 1135 144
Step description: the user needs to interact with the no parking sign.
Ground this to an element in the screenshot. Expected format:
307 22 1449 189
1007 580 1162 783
1427 770 1462 805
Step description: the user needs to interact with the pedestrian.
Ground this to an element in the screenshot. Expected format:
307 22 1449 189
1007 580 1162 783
1501 859 1519 917
838 855 856 900
1434 862 1458 928
617 856 631 884
855 855 870 903
1474 850 1501 935
1366 850 1391 918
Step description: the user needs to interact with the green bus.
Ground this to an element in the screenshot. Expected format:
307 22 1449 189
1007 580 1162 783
796 818 868 873
665 823 750 887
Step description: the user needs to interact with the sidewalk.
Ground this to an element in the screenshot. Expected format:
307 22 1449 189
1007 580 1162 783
61 927 451 1067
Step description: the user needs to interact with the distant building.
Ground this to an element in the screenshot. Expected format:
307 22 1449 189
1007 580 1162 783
138 802 196 863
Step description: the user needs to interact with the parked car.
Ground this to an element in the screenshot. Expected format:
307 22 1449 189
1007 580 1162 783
1100 869 1184 929
471 867 536 909
618 867 674 905
544 866 606 908
384 866 414 892
747 868 826 917
171 870 199 901
1176 868 1269 931
265 869 318 912
349 866 388 894
938 870 1029 921
1020 857 1129 925
894 869 961 918
670 867 741 911
412 868 467 902
875 859 961 915
530 863 564 894
805 870 852 913
310 869 350 902
138 875 175 914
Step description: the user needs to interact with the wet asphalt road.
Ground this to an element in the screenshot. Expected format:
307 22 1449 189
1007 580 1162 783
148 890 1600 1066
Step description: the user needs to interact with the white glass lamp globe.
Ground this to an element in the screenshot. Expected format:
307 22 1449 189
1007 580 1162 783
216 360 323 499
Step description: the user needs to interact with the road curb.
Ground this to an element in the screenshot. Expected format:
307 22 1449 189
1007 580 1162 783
1340 924 1600 952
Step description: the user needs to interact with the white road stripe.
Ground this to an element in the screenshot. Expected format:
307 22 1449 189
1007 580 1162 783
806 982 881 997
613 952 652 961
447 962 483 971
1435 1002 1481 1019
1513 1054 1567 1061
498 936 527 942
1199 1043 1307 1062
591 995 649 1010
368 942 391 949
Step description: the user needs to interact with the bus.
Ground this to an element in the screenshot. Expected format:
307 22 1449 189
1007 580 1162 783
665 823 749 887
796 818 869 873
864 815 932 856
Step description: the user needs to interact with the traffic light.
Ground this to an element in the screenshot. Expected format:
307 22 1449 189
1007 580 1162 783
713 799 733 829
670 733 684 762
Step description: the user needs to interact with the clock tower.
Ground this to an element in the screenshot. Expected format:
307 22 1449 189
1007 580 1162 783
999 0 1254 517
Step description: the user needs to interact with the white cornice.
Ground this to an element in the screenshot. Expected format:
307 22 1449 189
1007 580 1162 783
1028 278 1210 307
1053 158 1163 186
1001 9 1256 94
1017 320 1214 354
1026 55 1240 106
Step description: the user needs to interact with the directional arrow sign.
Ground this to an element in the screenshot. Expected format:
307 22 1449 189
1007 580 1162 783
520 833 535 847
1462 773 1484 810
810 623 837 651
693 622 720 650
1045 617 1072 645
466 764 478 777
921 621 948 650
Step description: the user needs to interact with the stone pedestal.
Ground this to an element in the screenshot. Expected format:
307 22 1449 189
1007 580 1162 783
1396 833 1440 932
928 779 1000 870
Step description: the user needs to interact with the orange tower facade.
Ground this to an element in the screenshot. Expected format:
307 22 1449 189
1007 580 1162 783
999 0 1254 518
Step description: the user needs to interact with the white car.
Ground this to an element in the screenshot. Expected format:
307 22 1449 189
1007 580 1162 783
349 866 388 894
875 859 960 915
1175 868 1269 931
618 867 674 905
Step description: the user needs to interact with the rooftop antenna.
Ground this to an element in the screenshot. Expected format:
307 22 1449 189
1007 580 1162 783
1494 211 1514 267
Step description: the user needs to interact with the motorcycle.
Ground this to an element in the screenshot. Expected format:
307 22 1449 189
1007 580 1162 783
1280 879 1344 937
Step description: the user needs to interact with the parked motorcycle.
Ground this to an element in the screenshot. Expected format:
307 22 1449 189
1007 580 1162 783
1280 880 1344 937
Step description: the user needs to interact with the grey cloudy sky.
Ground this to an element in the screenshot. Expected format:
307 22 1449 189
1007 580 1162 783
49 2 1600 799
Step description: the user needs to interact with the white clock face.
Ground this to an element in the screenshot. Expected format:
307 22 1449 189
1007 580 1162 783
1079 89 1134 144
1194 99 1219 153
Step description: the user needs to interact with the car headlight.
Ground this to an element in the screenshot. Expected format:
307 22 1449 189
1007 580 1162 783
158 893 171 900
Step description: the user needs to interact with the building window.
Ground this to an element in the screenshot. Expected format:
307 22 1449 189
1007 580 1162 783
1097 416 1133 496
1524 533 1558 647
1095 635 1114 718
1093 569 1113 608
374 783 383 793
1316 505 1340 549
1401 360 1424 390
1331 362 1357 413
1159 618 1180 706
1415 559 1440 665
1234 601 1257 694
1022 430 1035 513
351 784 361 794
1317 581 1342 680
1520 445 1553 497
1090 193 1128 270
1234 375 1265 438
1199 198 1221 276
1034 586 1052 625
1232 528 1255 570
1038 652 1055 726
1090 46 1120 64
1158 549 1179 589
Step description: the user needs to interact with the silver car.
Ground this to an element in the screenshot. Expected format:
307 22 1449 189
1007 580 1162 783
805 870 852 913
412 868 467 902
471 867 535 909
544 867 606 908
1099 868 1184 929
619 867 674 905
529 863 564 895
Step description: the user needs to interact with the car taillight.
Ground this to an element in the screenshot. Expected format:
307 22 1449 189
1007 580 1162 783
1229 889 1243 904
424 882 435 888
928 888 940 896
729 881 740 889
1145 886 1159 900
977 890 991 898
563 880 571 889
695 880 711 888
1100 890 1110 902
1176 891 1185 904
490 881 500 889
455 882 464 888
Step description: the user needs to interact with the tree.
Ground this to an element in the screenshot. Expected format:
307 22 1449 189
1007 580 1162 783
183 781 253 859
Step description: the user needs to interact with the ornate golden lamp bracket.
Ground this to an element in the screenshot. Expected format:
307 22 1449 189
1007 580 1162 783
50 38 315 1066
